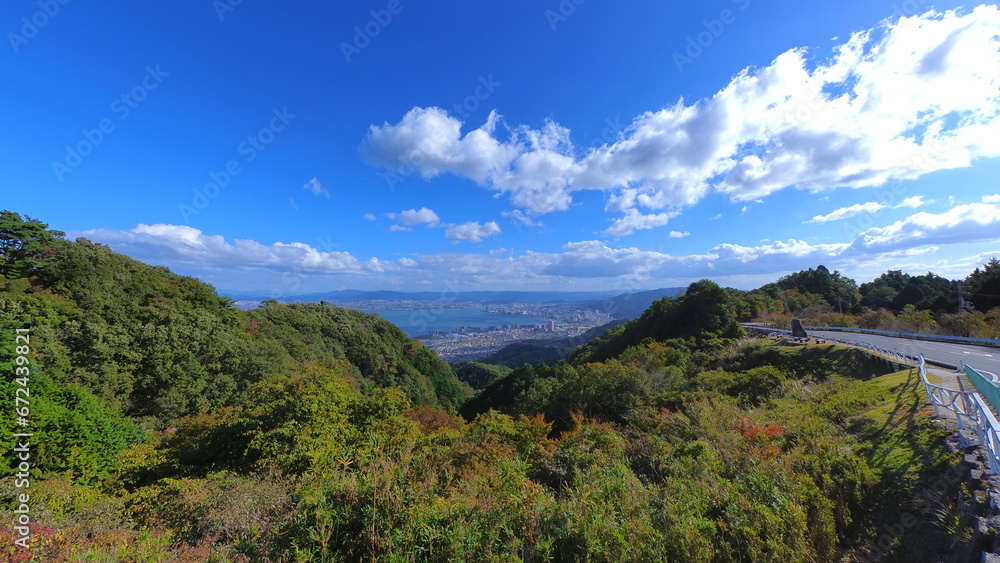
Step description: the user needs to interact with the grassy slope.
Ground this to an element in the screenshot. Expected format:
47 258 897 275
773 342 970 561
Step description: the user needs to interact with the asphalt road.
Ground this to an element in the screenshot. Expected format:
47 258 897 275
804 329 1000 376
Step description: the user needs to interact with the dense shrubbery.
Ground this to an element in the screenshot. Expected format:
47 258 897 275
87 343 956 562
453 361 512 389
0 211 975 561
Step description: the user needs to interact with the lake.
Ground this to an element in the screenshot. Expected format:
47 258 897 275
364 307 552 337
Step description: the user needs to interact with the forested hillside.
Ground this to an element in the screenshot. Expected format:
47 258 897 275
729 264 1000 338
0 212 466 481
0 211 981 561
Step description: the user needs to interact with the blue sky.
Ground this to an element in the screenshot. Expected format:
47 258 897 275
4 0 1000 297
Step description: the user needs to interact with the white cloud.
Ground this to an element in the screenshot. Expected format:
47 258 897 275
669 231 691 238
604 209 679 236
362 7 1000 220
69 203 1000 292
850 202 1000 251
899 196 929 208
303 178 330 199
808 195 931 223
983 194 1000 203
363 213 377 221
502 209 543 227
808 201 887 223
444 221 502 244
361 108 517 186
540 241 672 278
425 203 1000 282
72 224 371 274
389 225 412 232
385 207 440 226
604 189 637 213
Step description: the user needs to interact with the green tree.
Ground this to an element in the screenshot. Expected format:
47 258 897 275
0 210 65 279
570 280 743 364
454 361 512 389
778 265 861 313
968 258 1000 312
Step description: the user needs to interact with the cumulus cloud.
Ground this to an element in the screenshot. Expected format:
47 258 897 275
984 194 1000 203
73 224 372 274
445 221 502 244
669 231 691 238
807 195 931 223
303 178 329 198
424 203 1000 282
899 196 929 208
540 241 673 278
363 213 377 221
69 203 1000 291
361 108 516 184
850 202 1000 252
808 202 889 223
604 209 680 236
385 207 441 227
362 7 1000 222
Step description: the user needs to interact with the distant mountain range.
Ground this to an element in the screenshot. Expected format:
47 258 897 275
230 289 629 305
229 287 685 320
578 287 686 319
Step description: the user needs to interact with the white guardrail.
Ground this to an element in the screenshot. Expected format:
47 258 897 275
758 327 1000 475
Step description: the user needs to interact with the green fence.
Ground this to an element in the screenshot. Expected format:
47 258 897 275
966 365 1000 415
